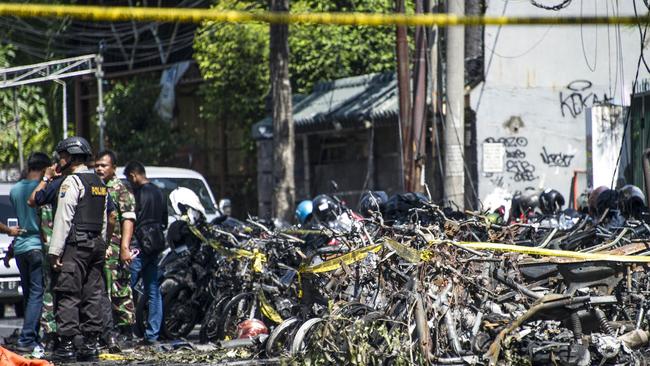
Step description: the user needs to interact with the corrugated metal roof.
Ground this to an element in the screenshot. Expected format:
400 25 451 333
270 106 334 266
253 72 398 139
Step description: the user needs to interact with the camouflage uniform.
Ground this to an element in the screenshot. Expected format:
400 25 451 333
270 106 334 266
104 178 136 328
39 205 57 335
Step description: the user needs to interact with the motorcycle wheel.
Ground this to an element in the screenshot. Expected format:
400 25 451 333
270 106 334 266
216 292 262 340
199 294 231 343
162 283 198 339
265 317 301 357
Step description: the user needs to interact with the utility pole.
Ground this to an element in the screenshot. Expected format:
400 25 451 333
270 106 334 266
270 0 295 221
13 89 23 171
429 0 442 202
443 0 465 208
396 0 410 192
410 0 428 192
96 54 106 151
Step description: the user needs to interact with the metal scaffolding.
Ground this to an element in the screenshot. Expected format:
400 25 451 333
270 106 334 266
0 54 105 169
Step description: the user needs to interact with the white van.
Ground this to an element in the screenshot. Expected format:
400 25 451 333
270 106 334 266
116 166 220 224
0 183 25 317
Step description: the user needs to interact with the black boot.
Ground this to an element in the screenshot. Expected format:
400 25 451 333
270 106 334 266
77 333 100 362
104 332 121 353
42 332 57 352
117 325 134 348
53 336 76 363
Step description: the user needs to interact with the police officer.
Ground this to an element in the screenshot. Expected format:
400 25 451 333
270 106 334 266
29 157 119 352
48 137 108 362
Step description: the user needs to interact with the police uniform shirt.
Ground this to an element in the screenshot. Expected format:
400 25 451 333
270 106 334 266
34 175 117 215
49 165 108 257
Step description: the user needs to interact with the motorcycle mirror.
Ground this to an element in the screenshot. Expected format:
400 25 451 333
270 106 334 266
330 180 339 193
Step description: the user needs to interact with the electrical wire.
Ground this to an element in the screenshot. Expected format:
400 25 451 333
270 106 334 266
611 0 620 98
530 0 573 11
579 0 597 72
606 0 612 97
0 0 210 69
610 0 646 189
482 25 552 60
474 0 509 114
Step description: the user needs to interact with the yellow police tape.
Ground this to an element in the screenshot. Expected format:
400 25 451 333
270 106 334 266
299 244 382 274
383 238 423 264
443 241 650 263
99 353 127 361
0 3 647 27
186 222 268 268
258 288 283 324
185 216 650 273
300 238 650 274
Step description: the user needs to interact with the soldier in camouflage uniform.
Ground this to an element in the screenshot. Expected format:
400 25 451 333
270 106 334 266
95 152 136 335
38 205 57 338
95 151 137 345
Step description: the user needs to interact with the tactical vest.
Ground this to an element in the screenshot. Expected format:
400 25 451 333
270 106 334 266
71 172 107 234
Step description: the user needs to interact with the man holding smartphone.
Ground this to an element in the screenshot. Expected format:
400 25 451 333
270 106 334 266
0 222 21 237
9 152 51 353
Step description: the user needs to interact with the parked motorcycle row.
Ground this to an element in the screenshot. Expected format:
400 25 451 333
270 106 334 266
146 184 650 365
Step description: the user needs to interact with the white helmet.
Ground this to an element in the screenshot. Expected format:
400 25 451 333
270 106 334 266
169 187 206 224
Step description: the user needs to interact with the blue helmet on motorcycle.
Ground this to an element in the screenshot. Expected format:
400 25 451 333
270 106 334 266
295 200 313 224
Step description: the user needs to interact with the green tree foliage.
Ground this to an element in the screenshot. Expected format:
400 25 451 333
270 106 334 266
193 0 400 211
194 0 270 143
195 0 398 97
104 77 184 165
0 44 53 167
289 0 398 93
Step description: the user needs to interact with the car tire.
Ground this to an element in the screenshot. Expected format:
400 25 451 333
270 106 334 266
14 303 23 318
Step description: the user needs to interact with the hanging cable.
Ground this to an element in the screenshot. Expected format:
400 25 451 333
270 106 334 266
530 0 573 11
609 0 646 189
579 0 597 72
474 0 509 114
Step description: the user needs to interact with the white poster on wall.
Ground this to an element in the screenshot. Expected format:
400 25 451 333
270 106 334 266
483 142 505 173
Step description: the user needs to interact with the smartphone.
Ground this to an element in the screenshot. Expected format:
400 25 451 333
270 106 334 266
7 218 18 228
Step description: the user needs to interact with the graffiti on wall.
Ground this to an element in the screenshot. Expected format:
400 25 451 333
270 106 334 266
560 80 614 118
540 147 575 168
484 136 539 183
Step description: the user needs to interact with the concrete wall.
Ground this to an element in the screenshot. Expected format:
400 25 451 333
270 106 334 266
586 105 628 189
472 0 648 209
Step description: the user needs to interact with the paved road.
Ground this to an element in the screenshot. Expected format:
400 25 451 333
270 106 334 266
0 306 280 365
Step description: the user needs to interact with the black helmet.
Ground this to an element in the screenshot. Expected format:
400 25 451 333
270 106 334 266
595 188 619 217
312 194 341 223
27 152 51 170
358 191 388 217
510 189 539 219
539 189 565 215
518 190 539 212
618 184 646 218
588 186 609 216
55 136 92 157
